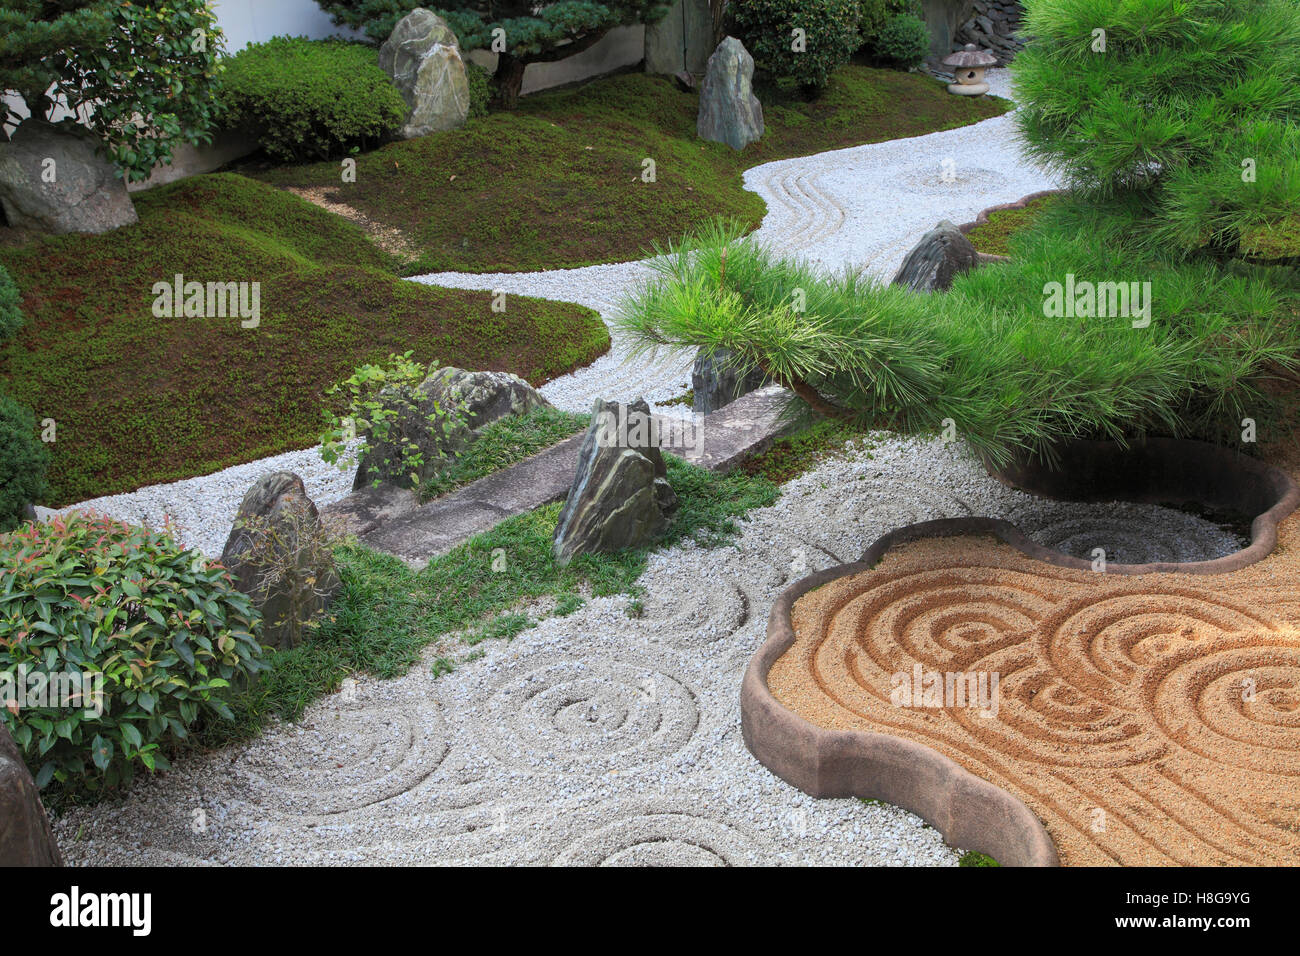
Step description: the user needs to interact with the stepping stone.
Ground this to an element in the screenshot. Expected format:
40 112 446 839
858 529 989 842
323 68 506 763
358 386 797 566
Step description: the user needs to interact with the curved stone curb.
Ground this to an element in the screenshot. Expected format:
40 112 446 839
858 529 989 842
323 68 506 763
742 517 1062 868
956 188 1065 264
955 188 1065 235
742 439 1300 866
982 436 1300 575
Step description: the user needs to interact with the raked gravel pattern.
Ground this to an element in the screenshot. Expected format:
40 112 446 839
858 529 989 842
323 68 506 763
47 70 1061 558
54 434 1242 866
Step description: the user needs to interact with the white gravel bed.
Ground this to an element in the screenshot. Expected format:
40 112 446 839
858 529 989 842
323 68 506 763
54 433 1240 866
46 69 1057 557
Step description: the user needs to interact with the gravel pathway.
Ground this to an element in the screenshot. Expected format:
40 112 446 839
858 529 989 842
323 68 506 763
47 70 1060 558
54 434 1242 866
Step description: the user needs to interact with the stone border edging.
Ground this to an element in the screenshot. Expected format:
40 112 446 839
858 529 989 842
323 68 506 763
955 188 1065 236
956 188 1065 264
982 436 1300 575
742 517 1061 868
742 438 1300 865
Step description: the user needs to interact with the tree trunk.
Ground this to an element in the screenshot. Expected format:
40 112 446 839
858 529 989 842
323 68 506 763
495 54 528 110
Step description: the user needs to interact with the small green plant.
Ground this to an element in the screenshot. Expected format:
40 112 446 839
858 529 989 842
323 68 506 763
554 593 585 617
430 657 455 678
0 265 24 342
0 393 49 532
958 850 1000 867
463 612 531 646
221 36 408 162
729 0 863 92
870 12 930 69
320 351 466 489
0 513 265 790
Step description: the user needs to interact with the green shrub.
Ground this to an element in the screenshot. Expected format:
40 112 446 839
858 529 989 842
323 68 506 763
1 0 224 182
319 351 466 489
617 218 1300 463
729 0 863 91
0 394 48 532
0 513 266 790
871 13 930 68
858 0 920 49
1014 0 1300 257
221 36 408 162
0 265 23 342
467 61 492 119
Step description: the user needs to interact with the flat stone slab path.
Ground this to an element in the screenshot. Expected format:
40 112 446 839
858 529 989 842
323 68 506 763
331 386 796 566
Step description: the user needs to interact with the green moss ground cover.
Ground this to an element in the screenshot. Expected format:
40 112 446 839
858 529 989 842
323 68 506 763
964 193 1061 257
259 67 1008 274
0 175 608 506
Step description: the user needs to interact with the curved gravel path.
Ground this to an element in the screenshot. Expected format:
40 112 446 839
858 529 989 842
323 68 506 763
47 69 1059 558
54 434 1241 866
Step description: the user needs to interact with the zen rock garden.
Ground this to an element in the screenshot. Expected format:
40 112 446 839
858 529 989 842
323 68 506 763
2 0 1299 883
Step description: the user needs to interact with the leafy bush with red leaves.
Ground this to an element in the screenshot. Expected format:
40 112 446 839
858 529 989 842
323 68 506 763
0 513 265 790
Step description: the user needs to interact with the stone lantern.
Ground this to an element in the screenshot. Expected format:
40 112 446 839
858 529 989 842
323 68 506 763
942 43 997 95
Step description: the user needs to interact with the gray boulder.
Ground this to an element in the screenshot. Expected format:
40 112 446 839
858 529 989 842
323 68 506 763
355 367 551 490
379 8 471 138
697 37 764 150
221 472 341 652
891 220 980 292
0 119 137 234
553 398 678 566
0 723 61 865
692 347 771 415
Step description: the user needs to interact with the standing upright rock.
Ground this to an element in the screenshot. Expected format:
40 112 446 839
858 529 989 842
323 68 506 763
553 399 679 566
891 220 981 292
697 37 764 150
0 119 137 235
692 347 771 415
0 724 61 866
221 472 341 652
379 8 471 138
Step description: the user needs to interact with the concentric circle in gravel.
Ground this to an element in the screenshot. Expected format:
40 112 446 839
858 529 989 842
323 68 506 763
1005 499 1245 565
476 655 700 774
771 532 1300 865
229 703 451 816
551 812 755 866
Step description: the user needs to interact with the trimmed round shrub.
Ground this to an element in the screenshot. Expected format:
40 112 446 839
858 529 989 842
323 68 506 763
871 12 930 68
221 36 408 162
0 394 48 532
0 265 24 342
729 0 863 91
0 513 266 790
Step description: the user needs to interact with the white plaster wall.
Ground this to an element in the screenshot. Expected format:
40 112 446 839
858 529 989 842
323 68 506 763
210 0 360 52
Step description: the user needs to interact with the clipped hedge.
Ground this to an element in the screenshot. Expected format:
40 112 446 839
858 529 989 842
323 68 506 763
0 513 266 790
221 36 408 162
729 0 863 91
872 12 930 68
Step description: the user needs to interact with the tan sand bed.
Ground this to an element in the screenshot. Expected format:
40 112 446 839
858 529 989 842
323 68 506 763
769 527 1300 866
